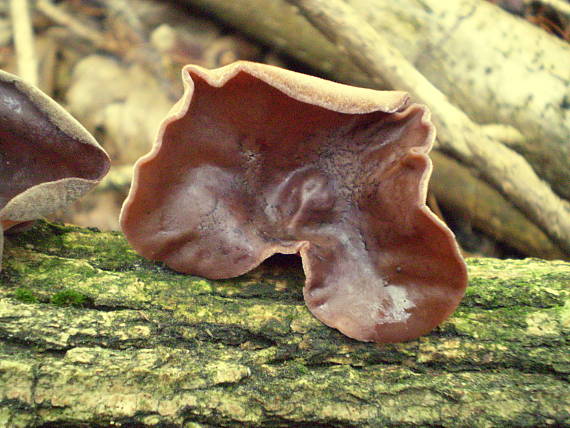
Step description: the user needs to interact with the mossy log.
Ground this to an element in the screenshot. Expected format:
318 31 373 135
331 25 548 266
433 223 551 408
0 221 569 427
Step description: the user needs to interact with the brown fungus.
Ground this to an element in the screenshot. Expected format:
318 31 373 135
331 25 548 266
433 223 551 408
0 69 110 268
120 61 467 343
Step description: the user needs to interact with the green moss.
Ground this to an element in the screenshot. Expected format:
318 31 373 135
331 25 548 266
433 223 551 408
4 220 143 272
464 258 570 309
50 289 90 307
12 288 39 304
1 222 570 426
287 360 310 376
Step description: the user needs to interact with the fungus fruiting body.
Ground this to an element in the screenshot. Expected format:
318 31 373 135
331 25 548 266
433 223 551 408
0 69 110 268
120 61 468 343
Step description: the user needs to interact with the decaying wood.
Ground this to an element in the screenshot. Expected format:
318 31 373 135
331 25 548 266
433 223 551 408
0 222 569 426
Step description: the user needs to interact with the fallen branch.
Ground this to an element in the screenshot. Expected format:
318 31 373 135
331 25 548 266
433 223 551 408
430 152 565 259
286 0 570 255
10 0 38 86
36 0 117 51
0 222 569 426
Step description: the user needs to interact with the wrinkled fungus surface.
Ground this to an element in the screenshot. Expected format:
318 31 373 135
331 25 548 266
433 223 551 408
0 69 110 267
121 61 468 343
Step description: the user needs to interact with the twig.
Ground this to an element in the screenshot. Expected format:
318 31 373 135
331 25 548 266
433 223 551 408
10 0 38 86
286 0 570 254
37 0 177 100
36 0 118 51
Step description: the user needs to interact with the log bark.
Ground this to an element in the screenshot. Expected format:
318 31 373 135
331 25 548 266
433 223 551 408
1 222 569 427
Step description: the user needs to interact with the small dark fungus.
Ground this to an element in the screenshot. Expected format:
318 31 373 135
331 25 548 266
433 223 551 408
0 69 110 268
120 61 467 343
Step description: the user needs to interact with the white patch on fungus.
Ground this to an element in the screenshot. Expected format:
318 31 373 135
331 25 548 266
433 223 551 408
376 285 415 324
4 95 22 114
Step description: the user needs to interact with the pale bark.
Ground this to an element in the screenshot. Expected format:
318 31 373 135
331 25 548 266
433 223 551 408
0 222 569 427
430 151 565 259
283 0 570 256
182 0 570 200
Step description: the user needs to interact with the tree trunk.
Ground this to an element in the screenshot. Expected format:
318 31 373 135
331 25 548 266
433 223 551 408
0 222 568 427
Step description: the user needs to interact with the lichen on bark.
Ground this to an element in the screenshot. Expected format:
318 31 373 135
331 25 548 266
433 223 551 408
0 221 569 427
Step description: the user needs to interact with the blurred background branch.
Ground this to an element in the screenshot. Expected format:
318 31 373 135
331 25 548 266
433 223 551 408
285 0 570 255
10 0 37 85
2 0 568 260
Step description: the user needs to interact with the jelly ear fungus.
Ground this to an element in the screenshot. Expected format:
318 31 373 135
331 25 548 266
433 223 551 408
120 61 467 343
0 69 110 268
